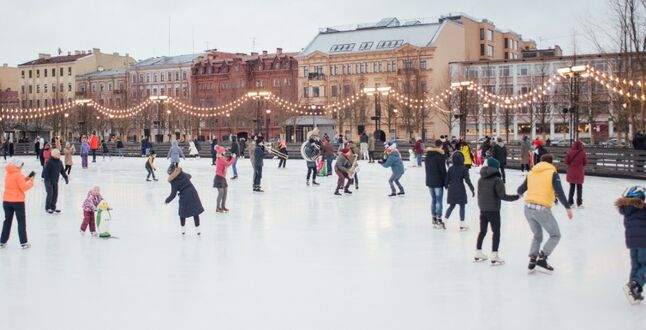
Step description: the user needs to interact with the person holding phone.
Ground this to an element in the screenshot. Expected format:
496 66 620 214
0 159 35 249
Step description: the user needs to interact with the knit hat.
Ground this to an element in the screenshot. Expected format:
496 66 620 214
215 145 225 154
51 149 61 158
8 158 23 168
387 143 397 152
486 158 500 169
341 148 350 154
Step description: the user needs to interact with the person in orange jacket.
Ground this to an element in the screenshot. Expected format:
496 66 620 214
89 131 100 163
0 158 35 249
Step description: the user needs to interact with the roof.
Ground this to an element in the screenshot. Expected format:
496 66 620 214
19 54 89 66
76 68 127 79
300 18 445 56
284 116 336 126
132 53 206 68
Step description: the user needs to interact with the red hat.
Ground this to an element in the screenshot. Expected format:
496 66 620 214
534 140 543 147
341 148 350 154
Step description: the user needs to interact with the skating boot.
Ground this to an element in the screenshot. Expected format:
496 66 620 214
312 180 320 186
306 180 310 186
222 207 230 213
490 252 505 266
196 227 201 236
397 191 405 196
21 243 31 249
0 243 6 249
624 280 644 304
216 208 224 213
536 251 554 274
459 222 469 231
528 256 537 273
388 192 397 197
334 188 342 196
91 232 98 238
231 175 238 180
181 226 186 236
153 178 158 181
146 178 151 182
438 219 446 230
432 216 439 229
474 250 488 262
80 230 85 236
344 188 353 195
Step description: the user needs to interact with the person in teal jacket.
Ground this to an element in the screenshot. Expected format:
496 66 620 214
381 143 405 197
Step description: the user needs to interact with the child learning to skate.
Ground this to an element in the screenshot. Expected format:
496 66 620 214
145 151 158 181
80 186 103 237
213 145 236 213
616 186 646 304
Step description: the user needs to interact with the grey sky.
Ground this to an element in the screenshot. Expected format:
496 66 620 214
0 0 612 66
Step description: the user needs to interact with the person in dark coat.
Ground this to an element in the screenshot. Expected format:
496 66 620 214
252 136 265 192
42 149 69 214
165 165 204 236
230 136 240 179
444 152 475 231
474 158 519 265
425 139 447 228
481 136 491 160
34 136 41 160
520 135 531 173
564 140 588 208
210 138 218 166
616 186 646 303
491 138 508 183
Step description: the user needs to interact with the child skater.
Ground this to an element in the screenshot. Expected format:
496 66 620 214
474 158 519 265
380 143 405 197
80 186 103 237
444 151 475 231
80 137 90 169
213 146 236 213
145 151 158 182
616 186 646 304
165 164 204 236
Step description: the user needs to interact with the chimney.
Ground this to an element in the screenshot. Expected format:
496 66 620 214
38 53 51 59
67 52 71 56
251 52 258 56
262 50 268 55
92 48 101 54
276 48 283 55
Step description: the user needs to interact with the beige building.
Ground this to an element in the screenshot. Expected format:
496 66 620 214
297 14 535 141
18 48 135 108
76 68 129 107
0 63 19 92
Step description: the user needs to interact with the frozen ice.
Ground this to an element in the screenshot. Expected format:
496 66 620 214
0 155 644 330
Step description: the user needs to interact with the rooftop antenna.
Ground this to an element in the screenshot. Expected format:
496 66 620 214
192 25 195 56
252 37 256 52
168 16 171 56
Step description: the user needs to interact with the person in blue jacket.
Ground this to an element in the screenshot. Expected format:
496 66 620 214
617 186 646 304
381 142 405 197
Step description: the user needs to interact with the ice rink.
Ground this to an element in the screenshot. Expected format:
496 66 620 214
0 154 644 330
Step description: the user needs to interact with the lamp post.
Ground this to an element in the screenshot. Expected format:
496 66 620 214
451 81 472 140
75 99 92 139
480 103 488 142
265 109 271 139
393 108 399 140
166 109 172 141
363 86 391 142
557 65 587 145
149 95 169 142
64 113 69 142
247 91 270 137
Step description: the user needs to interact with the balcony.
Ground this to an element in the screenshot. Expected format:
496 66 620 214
308 73 326 80
75 91 88 97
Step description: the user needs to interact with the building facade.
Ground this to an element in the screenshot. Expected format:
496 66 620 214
76 68 129 107
191 49 298 141
297 14 536 141
18 49 134 109
0 63 19 93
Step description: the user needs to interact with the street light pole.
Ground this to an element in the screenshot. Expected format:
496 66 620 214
363 86 391 142
557 65 586 146
265 109 271 139
247 91 270 137
451 81 472 140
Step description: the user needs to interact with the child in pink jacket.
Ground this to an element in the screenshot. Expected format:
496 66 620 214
213 146 236 213
80 186 103 236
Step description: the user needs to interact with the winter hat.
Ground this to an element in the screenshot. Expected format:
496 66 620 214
387 143 397 152
534 139 543 147
486 158 500 169
8 158 23 168
434 139 443 147
215 145 226 154
51 149 61 158
623 186 646 200
341 148 350 154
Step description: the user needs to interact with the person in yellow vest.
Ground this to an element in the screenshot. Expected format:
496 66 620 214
517 154 573 275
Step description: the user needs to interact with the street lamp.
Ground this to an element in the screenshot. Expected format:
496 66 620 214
265 109 272 139
452 81 472 140
150 95 169 142
247 91 270 136
363 86 391 141
557 65 587 145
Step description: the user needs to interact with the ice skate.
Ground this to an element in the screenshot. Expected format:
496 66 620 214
536 252 554 274
344 188 352 194
231 175 238 180
623 281 644 304
388 193 397 197
46 209 54 214
397 191 405 196
222 207 230 213
195 227 201 236
181 226 186 235
216 208 224 213
80 230 85 236
459 222 469 231
146 178 151 182
306 180 310 186
54 210 61 213
334 188 342 196
432 217 439 229
528 256 537 273
0 243 6 249
474 250 488 262
312 181 320 186
91 232 98 238
438 219 446 230
21 243 31 249
153 178 158 181
490 252 505 266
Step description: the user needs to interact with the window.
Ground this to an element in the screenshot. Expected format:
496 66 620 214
160 87 165 95
315 65 323 75
256 80 263 87
44 84 47 93
108 83 113 91
343 85 350 96
175 72 179 81
153 74 157 82
183 87 187 96
391 60 397 71
36 69 40 78
420 60 427 70
60 83 64 92
36 100 40 108
487 30 494 42
60 68 64 76
303 87 309 98
100 84 104 93
500 66 510 77
487 45 494 57
68 67 72 76
21 70 24 78
168 72 172 81
331 85 338 97
36 84 40 93
483 67 495 77
44 69 47 78
146 74 150 82
373 63 378 72
92 84 96 92
183 72 187 80
467 68 479 79
480 28 485 41
329 43 356 52
404 59 413 69
21 86 24 94
358 42 373 51
29 70 32 78
52 68 55 77
273 78 280 87
175 87 179 96
312 86 320 97
160 73 164 82
303 67 309 77
376 40 404 49
52 84 56 93
480 44 485 56
45 99 48 107
68 83 72 92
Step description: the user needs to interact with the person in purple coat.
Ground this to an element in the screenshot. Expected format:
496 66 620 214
80 136 90 169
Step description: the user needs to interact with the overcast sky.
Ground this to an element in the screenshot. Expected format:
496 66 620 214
0 0 613 66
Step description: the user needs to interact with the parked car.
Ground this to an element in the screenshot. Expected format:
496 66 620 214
600 138 626 148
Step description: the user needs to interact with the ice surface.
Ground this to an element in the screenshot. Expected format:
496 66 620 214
0 155 644 330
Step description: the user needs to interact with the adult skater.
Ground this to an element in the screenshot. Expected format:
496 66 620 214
230 136 240 178
39 136 45 161
252 136 265 192
322 139 334 175
413 137 425 167
165 164 204 236
368 133 376 163
188 139 199 159
481 136 491 161
167 140 185 168
359 132 369 160
0 158 35 249
564 141 588 208
210 138 218 165
116 138 124 158
305 138 320 186
277 139 288 169
34 136 41 160
616 186 646 304
425 139 447 229
348 141 360 190
334 148 353 195
63 142 75 175
41 142 51 167
520 135 531 173
89 131 99 163
381 143 405 197
491 138 508 183
474 158 519 265
214 146 236 213
458 140 474 170
517 154 572 274
42 149 69 214
80 137 90 169
444 151 475 231
8 138 14 158
101 139 111 160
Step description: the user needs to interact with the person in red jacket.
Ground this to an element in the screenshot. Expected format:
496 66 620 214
89 131 100 163
0 158 35 249
564 140 588 208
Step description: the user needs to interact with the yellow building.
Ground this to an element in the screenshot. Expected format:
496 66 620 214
18 48 135 109
0 63 19 92
297 14 536 141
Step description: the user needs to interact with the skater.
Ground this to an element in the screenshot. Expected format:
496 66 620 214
230 136 240 178
210 138 218 165
564 141 588 208
80 137 90 169
334 148 353 195
425 139 447 229
458 140 474 170
252 136 265 192
474 158 519 265
140 136 149 157
167 140 185 168
42 149 69 214
520 135 531 173
63 142 75 175
145 151 158 181
413 137 425 167
89 131 99 162
359 132 369 160
8 138 14 158
616 186 646 304
277 139 288 169
517 154 573 274
214 146 236 213
40 142 51 167
348 141 360 189
165 164 204 236
0 159 35 249
481 136 491 161
305 139 320 186
34 136 41 160
381 143 405 197
116 138 124 158
80 186 103 237
444 152 475 231
368 133 376 163
322 139 334 174
491 138 508 183
188 139 199 158
533 139 548 166
101 139 111 160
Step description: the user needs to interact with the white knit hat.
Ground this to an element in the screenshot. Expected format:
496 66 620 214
51 149 61 158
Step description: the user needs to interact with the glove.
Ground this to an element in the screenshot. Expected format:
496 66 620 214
472 191 475 198
65 179 69 184
164 197 172 204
